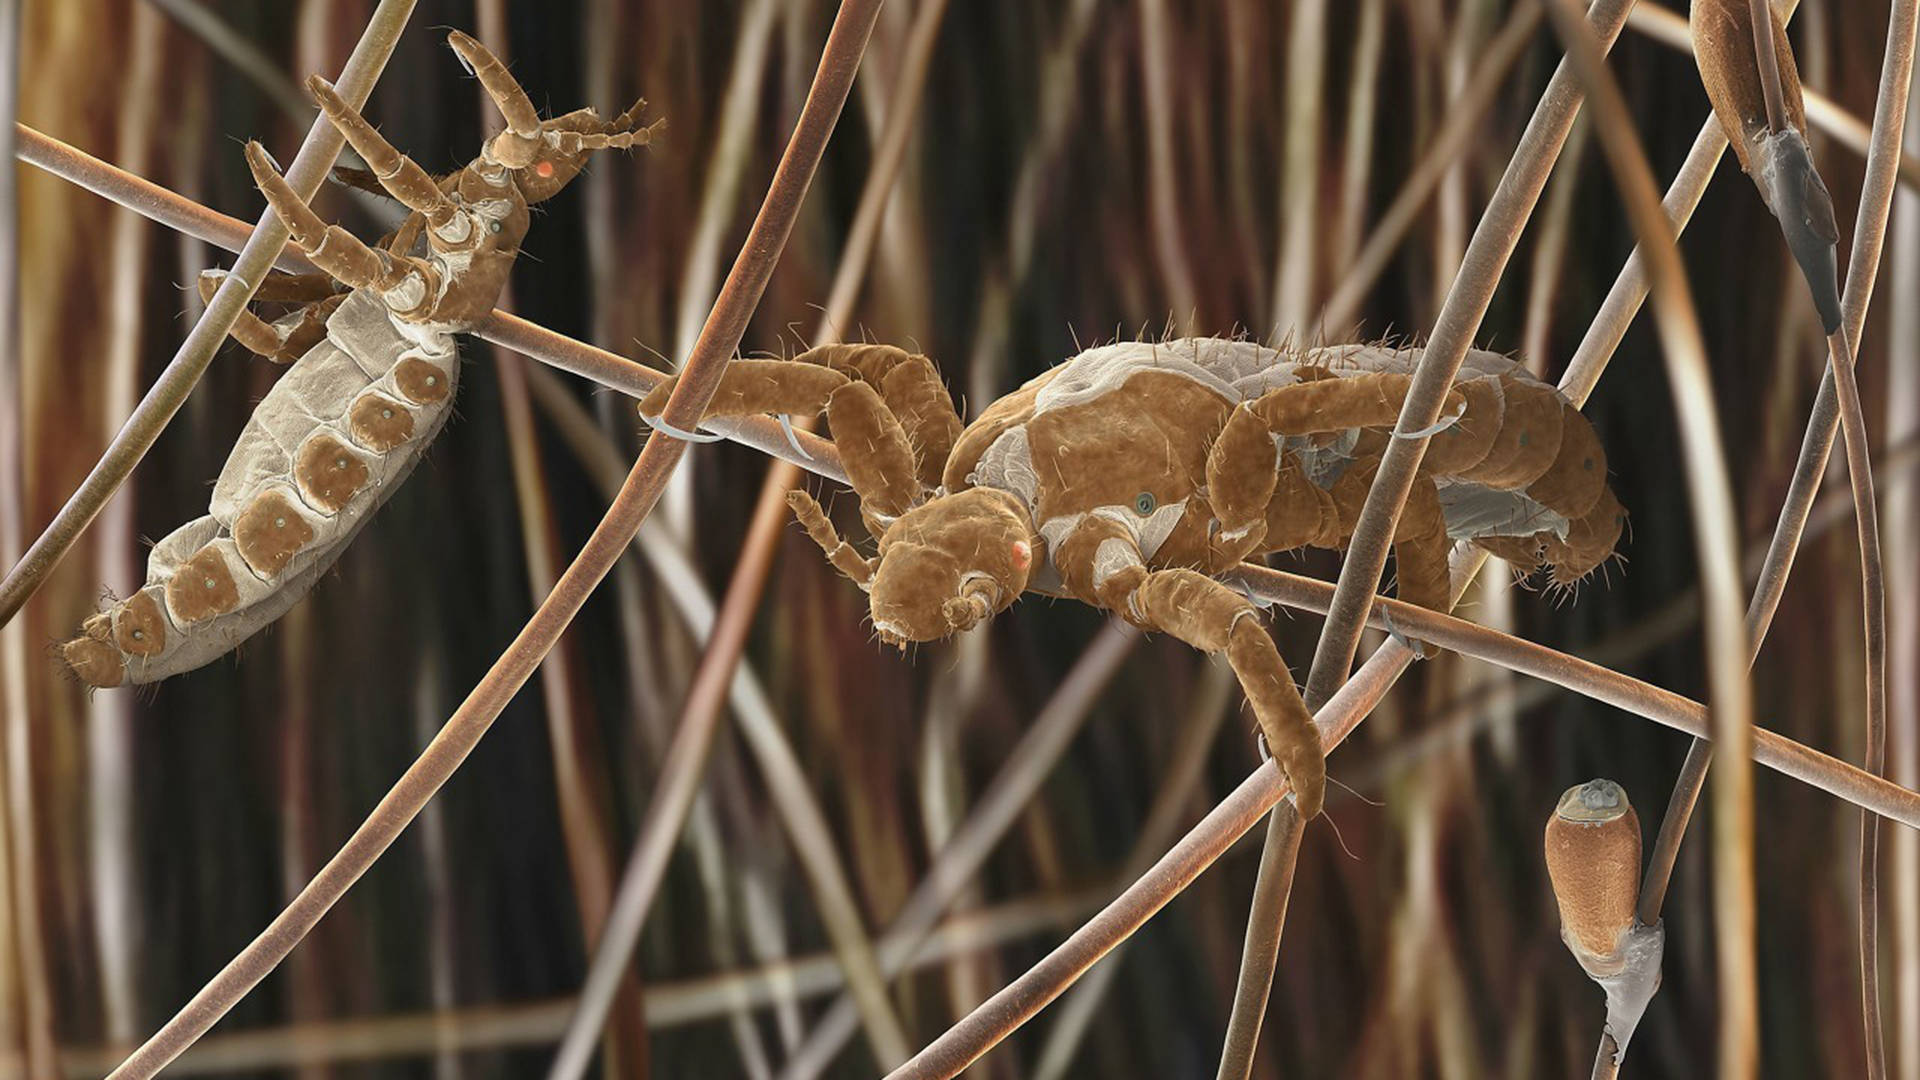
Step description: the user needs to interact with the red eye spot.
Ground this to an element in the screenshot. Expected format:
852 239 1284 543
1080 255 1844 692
534 161 555 178
1011 541 1032 570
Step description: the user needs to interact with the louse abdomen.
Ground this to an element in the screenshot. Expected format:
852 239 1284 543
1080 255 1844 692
62 289 460 686
1421 361 1623 588
1271 345 1622 589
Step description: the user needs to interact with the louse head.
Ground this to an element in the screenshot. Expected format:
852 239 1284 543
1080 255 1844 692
868 488 1038 648
449 31 661 204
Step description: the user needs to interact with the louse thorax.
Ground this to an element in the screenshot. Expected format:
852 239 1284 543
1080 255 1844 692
403 170 531 326
868 488 1039 647
451 166 532 248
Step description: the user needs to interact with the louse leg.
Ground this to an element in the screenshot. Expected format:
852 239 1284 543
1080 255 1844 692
208 309 293 362
305 75 461 235
640 358 923 522
1390 476 1452 613
1324 457 1453 614
798 344 963 491
639 357 850 422
239 270 340 303
278 294 345 361
1245 370 1466 437
1204 402 1277 567
448 31 542 137
1243 374 1461 611
786 489 877 589
381 214 428 260
329 164 390 201
1051 517 1325 818
244 142 440 315
1261 450 1343 552
196 271 340 364
825 380 921 523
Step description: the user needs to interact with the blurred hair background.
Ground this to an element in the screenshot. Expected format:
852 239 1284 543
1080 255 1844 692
3 0 1917 1076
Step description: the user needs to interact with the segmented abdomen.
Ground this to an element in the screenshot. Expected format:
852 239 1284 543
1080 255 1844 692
63 288 459 686
1271 344 1622 588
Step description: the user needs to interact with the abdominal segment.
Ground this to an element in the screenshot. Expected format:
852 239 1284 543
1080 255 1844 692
62 290 457 687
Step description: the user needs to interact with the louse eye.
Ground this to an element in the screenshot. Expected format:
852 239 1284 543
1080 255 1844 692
489 220 504 235
1133 492 1156 516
